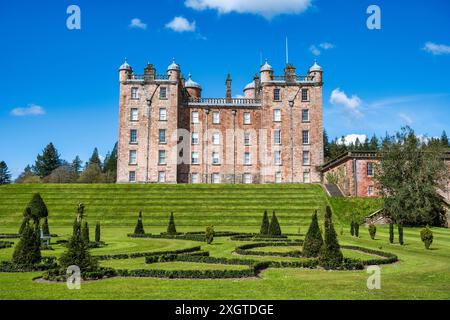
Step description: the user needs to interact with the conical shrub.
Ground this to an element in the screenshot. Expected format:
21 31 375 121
134 211 145 234
167 212 177 235
318 206 343 269
81 221 90 244
95 222 101 243
260 210 270 235
303 210 323 257
268 211 282 236
12 222 41 266
42 217 50 236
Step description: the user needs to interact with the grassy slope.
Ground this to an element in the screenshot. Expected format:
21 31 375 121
329 197 383 224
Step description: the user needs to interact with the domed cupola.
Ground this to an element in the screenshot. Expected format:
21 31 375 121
119 58 132 71
185 73 202 89
244 81 255 91
260 59 273 72
167 58 180 71
185 73 202 98
309 60 322 72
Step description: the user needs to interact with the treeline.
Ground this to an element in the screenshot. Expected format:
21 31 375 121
12 142 118 184
324 130 450 163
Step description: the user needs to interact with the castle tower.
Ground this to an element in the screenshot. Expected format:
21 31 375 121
185 73 202 98
308 61 323 83
260 59 273 82
167 59 181 81
119 59 132 82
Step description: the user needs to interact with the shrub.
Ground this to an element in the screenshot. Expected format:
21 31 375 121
18 215 29 235
95 222 101 243
81 221 90 244
389 223 394 244
134 211 145 235
398 224 404 245
268 211 282 236
24 193 48 225
303 211 323 258
167 212 177 235
205 226 214 244
368 224 376 240
420 226 433 249
42 217 50 236
354 222 360 237
12 222 41 266
260 210 270 235
318 206 343 269
350 221 355 236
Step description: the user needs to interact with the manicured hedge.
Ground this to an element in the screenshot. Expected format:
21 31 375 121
116 268 257 279
0 241 14 249
43 267 118 281
95 246 202 260
128 233 206 242
341 245 398 265
0 234 20 239
235 242 303 258
0 257 57 272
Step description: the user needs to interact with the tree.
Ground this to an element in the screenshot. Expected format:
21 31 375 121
81 221 90 244
205 226 214 244
60 218 97 272
441 131 449 147
0 161 11 184
167 212 177 235
42 217 50 236
44 165 78 183
95 222 101 243
73 203 85 235
375 127 449 226
24 193 48 225
368 224 376 240
420 226 433 249
319 206 343 269
15 165 41 184
103 143 118 183
303 211 323 258
19 215 30 235
78 163 105 183
268 211 282 236
389 222 394 244
323 130 331 161
259 210 270 235
398 224 404 245
134 211 145 235
33 143 61 178
71 156 83 175
88 148 102 168
369 134 379 150
12 222 41 266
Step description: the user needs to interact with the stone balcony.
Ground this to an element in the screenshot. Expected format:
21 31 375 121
185 97 262 108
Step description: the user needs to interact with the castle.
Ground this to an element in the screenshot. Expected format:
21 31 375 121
117 58 324 184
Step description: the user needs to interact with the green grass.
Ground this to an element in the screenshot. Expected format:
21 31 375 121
329 197 383 224
0 184 449 300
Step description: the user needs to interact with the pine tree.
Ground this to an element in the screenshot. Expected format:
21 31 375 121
12 222 41 266
259 210 270 235
398 224 404 245
33 143 61 178
71 156 83 175
0 161 11 184
95 222 101 243
441 131 449 147
167 212 177 235
268 211 282 236
303 211 324 257
103 142 118 183
81 221 90 244
389 222 394 244
369 134 379 150
134 211 145 234
24 193 48 225
42 217 50 236
89 148 102 168
319 206 343 269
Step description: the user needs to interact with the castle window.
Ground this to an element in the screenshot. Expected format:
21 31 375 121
274 88 281 101
191 132 199 145
302 109 310 122
243 112 251 124
244 152 252 165
158 171 166 183
212 112 220 124
302 130 310 145
275 171 282 183
303 171 311 183
368 185 374 196
192 111 199 124
129 171 136 182
367 162 374 177
159 129 166 144
274 130 281 145
212 173 221 184
159 87 167 99
131 87 138 100
129 150 137 165
191 152 199 164
158 150 166 165
302 151 310 165
212 152 220 165
212 132 220 145
274 109 281 122
130 108 138 121
243 173 252 184
130 129 137 144
244 132 251 146
159 108 167 121
191 173 200 183
275 151 282 165
301 89 309 102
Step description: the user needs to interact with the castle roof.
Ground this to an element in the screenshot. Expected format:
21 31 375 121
119 59 132 71
260 59 273 72
167 58 180 71
244 81 255 91
309 61 322 72
185 73 202 89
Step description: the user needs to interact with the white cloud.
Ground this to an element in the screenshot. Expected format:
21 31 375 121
166 16 196 32
319 42 334 50
309 45 321 56
129 18 147 30
398 113 413 125
185 0 312 20
310 42 334 56
10 104 46 116
423 42 450 55
337 134 367 146
330 88 362 117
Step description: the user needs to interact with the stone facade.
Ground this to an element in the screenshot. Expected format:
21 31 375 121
117 59 324 184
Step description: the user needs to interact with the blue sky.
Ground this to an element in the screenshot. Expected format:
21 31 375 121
1 0 449 178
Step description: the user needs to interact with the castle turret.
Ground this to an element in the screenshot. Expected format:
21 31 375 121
226 73 232 102
167 59 180 81
284 63 296 83
185 73 202 98
260 59 273 83
308 61 323 83
119 59 132 82
144 62 156 81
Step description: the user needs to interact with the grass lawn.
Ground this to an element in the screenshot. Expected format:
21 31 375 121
0 184 449 300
